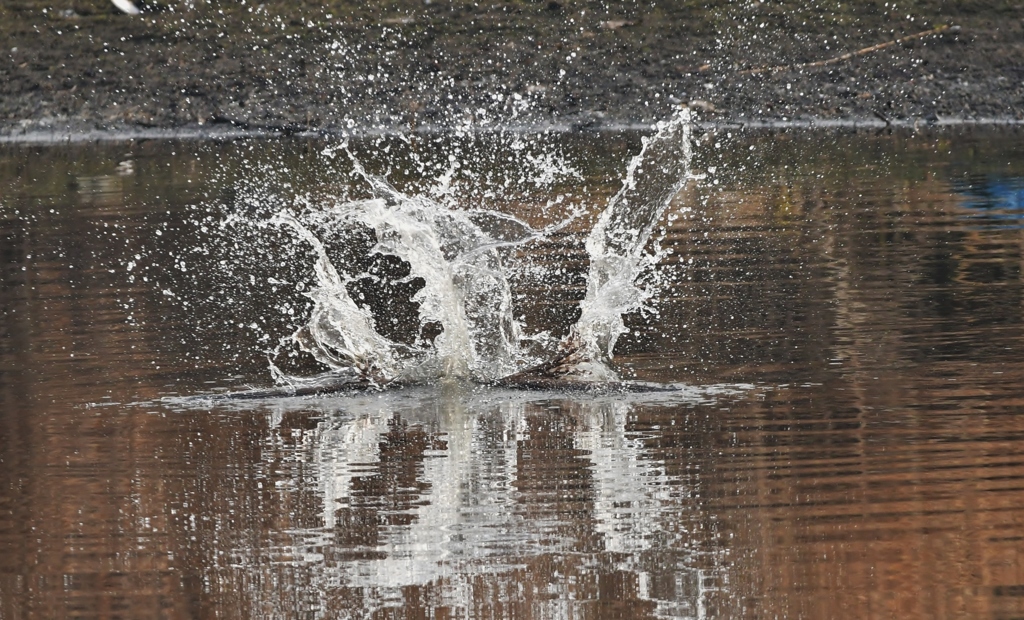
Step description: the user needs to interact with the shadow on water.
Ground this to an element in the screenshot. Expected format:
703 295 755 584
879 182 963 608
3 127 1024 618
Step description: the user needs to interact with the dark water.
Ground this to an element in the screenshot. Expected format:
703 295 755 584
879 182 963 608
2 128 1024 618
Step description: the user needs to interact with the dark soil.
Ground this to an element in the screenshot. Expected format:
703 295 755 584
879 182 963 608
2 0 1022 136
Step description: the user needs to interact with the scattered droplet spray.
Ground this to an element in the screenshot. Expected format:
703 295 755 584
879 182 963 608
262 106 695 390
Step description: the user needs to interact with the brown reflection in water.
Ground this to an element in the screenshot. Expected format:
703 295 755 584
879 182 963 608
623 130 1024 388
1 129 1024 618
697 372 1024 619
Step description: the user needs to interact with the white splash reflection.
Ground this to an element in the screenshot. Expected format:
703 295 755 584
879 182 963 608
220 384 749 619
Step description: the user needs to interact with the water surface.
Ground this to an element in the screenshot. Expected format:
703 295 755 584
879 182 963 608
2 128 1024 618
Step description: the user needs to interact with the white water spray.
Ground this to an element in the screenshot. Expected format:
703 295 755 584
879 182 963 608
275 107 694 387
565 107 694 379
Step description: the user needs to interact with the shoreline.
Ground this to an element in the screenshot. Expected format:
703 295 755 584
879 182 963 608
3 2 1020 142
3 115 1023 145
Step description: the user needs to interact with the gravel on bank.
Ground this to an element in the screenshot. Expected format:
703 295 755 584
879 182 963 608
2 0 1022 137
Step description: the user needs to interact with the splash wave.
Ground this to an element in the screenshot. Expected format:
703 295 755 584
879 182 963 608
274 107 694 388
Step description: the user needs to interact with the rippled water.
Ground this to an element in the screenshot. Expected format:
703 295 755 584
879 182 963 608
2 127 1024 618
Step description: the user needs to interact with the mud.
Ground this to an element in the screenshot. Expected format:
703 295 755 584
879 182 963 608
2 0 1022 137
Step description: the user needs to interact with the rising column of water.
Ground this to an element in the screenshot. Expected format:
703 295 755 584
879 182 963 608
273 152 539 385
340 161 532 383
530 107 694 382
272 210 401 385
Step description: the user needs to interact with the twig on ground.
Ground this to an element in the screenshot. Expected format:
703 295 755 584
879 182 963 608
738 24 958 76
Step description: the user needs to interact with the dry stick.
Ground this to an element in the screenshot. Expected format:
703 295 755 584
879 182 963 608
737 24 955 76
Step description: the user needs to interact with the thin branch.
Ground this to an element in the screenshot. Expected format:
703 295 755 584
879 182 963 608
738 24 957 76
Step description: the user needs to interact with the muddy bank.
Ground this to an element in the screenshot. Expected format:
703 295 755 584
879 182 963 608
2 0 1022 136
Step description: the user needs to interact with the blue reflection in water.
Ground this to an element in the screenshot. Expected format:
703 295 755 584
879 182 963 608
954 177 1024 228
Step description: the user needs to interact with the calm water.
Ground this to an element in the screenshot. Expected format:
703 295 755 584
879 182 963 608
2 128 1024 618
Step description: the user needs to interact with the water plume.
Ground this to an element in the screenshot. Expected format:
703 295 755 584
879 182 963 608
505 106 695 384
273 106 694 389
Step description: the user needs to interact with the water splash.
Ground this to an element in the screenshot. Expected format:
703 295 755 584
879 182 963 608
547 107 694 381
274 107 694 388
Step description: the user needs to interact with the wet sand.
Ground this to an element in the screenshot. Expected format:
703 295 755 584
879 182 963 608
2 0 1022 138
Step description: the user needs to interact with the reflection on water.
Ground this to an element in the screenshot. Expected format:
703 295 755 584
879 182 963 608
2 128 1024 618
222 387 739 618
955 176 1024 227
